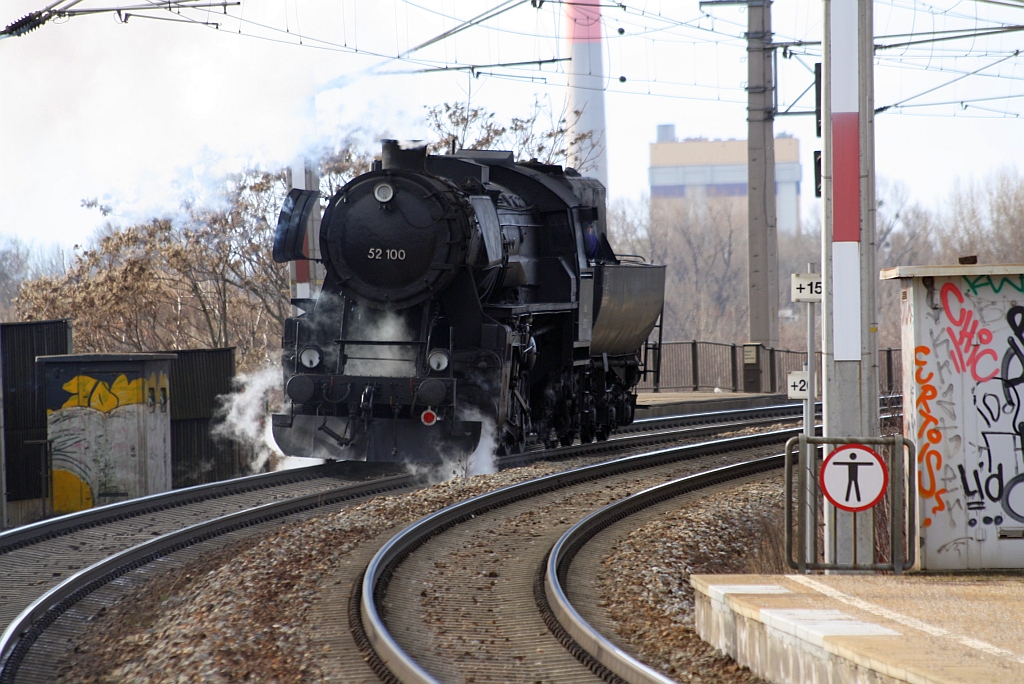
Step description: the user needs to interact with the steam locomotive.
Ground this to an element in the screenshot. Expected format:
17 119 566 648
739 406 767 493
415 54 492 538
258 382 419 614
271 141 665 462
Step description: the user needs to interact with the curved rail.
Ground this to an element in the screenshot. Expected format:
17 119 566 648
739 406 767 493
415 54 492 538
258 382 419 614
544 455 783 684
1 402 807 555
0 473 418 684
496 401 807 468
0 460 403 554
498 393 900 469
359 428 798 684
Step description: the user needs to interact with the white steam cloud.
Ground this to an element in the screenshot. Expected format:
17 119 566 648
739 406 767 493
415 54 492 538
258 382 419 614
436 408 498 480
345 309 416 377
212 363 323 473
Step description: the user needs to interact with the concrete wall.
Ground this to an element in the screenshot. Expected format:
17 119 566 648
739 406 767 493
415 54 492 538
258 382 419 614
648 135 802 234
650 136 800 167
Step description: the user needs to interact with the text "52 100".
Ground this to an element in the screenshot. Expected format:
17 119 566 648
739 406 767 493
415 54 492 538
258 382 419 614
368 248 406 260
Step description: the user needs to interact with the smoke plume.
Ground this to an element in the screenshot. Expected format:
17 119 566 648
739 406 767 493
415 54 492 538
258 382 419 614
212 363 322 472
344 307 416 377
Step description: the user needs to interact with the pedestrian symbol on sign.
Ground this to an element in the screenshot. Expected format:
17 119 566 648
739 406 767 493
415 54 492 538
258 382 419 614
820 444 888 512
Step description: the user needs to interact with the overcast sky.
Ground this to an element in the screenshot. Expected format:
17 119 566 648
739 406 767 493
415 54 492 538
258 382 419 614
2 0 1023 249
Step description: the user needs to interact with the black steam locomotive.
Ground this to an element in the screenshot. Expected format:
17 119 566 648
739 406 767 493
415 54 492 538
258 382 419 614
271 141 665 462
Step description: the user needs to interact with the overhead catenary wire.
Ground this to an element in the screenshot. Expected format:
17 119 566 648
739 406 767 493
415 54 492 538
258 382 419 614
876 49 1021 111
6 0 1024 122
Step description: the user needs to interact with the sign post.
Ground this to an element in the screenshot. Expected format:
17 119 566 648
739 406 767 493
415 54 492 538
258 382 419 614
792 269 821 564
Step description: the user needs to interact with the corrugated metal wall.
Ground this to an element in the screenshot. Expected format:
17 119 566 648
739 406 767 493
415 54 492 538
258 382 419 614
164 349 244 488
2 320 72 501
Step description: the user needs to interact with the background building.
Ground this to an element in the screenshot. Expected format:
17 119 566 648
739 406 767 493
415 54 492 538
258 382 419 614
649 125 803 234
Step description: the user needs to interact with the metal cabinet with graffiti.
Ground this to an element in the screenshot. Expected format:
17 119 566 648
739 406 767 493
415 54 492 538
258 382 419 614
886 265 1024 570
39 353 175 514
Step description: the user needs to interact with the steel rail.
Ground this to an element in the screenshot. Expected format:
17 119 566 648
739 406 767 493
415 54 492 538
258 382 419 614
0 398 868 554
496 402 808 469
624 402 804 432
0 473 419 683
498 393 901 468
544 455 784 684
0 460 403 554
0 401 811 554
359 428 799 684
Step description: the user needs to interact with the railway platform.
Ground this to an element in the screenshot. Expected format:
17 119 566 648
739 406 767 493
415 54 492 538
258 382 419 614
635 391 789 417
691 572 1024 684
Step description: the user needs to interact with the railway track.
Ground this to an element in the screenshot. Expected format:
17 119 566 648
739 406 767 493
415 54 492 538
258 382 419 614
358 429 796 683
0 398 885 682
0 463 419 684
544 457 783 683
496 401 806 469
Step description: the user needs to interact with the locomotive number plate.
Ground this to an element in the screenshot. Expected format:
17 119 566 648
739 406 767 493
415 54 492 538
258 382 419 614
368 248 406 260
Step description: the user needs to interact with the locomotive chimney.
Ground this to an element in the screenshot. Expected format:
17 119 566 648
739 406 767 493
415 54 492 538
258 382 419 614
381 140 427 172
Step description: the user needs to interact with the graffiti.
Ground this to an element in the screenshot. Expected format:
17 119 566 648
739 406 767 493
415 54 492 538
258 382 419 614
926 326 955 388
1000 306 1024 406
905 272 1024 569
936 537 970 558
915 345 948 527
963 274 1024 296
46 368 172 515
941 282 999 383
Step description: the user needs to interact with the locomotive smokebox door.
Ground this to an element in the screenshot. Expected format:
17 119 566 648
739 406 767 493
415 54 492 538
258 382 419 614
742 344 762 393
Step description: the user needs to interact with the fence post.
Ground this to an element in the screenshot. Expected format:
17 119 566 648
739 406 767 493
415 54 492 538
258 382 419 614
886 348 894 394
691 340 699 391
731 343 738 392
769 348 778 393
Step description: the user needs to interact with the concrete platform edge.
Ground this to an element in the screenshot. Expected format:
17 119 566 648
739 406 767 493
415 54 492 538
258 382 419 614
634 393 788 418
690 573 1024 684
694 588 908 684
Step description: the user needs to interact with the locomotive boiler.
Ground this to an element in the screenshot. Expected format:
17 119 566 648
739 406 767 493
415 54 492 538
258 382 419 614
271 140 665 462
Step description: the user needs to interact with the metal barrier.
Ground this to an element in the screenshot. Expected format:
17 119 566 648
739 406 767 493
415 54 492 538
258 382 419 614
640 344 903 396
784 435 916 573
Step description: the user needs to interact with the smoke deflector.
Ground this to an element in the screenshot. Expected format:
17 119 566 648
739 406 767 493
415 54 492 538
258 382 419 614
274 188 320 263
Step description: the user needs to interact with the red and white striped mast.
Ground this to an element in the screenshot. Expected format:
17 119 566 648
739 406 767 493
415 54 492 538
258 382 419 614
564 0 608 188
822 0 879 563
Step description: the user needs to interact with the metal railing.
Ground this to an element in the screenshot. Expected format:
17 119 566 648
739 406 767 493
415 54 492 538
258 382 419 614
784 435 916 573
640 343 903 395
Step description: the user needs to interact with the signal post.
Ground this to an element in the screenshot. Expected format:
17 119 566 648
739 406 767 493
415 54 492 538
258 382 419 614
821 0 879 564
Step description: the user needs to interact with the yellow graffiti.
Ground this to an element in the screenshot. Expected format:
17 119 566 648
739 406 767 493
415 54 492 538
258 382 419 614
61 374 145 413
52 469 94 514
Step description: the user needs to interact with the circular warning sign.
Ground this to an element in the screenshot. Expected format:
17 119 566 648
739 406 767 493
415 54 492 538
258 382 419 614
820 444 889 512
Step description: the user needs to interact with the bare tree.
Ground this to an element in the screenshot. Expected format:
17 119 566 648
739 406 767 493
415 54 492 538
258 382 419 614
17 167 293 370
606 196 655 259
608 194 753 345
776 217 822 351
425 97 599 172
0 239 30 321
318 141 375 197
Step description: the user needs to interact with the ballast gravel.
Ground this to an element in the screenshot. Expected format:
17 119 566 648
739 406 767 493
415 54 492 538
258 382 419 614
599 477 786 683
57 463 567 684
57 463 785 684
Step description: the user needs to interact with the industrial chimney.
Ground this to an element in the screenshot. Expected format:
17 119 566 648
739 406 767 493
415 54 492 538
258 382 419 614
565 0 608 189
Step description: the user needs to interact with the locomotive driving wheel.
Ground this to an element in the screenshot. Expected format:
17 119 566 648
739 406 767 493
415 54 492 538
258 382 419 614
500 372 530 455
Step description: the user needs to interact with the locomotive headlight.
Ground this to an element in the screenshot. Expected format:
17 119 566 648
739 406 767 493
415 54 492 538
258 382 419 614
298 346 322 369
427 349 449 372
373 182 395 203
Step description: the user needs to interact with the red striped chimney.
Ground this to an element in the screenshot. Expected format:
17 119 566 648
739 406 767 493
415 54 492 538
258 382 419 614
565 0 608 188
